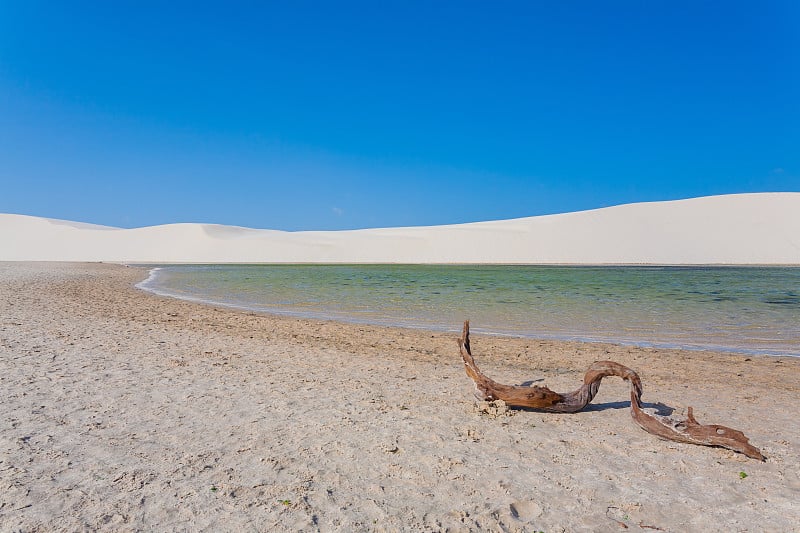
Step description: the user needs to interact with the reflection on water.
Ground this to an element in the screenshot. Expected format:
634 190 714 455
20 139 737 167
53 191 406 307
139 265 800 356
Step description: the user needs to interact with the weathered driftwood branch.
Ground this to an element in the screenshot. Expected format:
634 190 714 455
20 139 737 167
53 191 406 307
458 321 764 460
459 321 641 413
628 394 764 461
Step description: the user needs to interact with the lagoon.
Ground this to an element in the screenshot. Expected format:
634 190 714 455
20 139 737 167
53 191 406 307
138 265 800 356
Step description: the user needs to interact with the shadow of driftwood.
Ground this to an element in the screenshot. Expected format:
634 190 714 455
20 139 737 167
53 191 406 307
582 401 631 412
581 400 674 415
510 401 629 414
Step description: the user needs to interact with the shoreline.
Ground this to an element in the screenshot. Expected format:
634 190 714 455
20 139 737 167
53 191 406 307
2 262 800 530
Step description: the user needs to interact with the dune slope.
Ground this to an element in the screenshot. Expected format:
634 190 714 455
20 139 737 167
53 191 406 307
1 193 799 263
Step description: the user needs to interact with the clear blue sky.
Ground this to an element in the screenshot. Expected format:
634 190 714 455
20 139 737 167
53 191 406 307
1 1 798 230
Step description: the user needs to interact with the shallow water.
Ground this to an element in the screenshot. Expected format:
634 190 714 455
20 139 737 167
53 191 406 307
138 265 800 356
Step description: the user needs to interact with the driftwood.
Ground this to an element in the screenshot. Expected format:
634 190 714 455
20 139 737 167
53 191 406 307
458 321 764 460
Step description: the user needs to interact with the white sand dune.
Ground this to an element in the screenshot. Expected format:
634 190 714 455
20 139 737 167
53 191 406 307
2 193 799 263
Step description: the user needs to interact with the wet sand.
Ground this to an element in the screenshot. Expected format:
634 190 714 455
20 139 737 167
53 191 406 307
1 262 799 531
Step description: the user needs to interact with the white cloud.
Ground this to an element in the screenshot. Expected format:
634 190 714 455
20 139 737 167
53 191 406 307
332 207 344 216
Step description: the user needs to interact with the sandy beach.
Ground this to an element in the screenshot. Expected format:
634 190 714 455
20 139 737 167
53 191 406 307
2 262 799 532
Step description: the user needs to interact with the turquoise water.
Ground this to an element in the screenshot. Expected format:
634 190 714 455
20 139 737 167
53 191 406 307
138 265 800 356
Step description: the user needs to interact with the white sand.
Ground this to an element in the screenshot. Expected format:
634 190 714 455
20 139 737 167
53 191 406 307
2 193 799 263
1 263 800 531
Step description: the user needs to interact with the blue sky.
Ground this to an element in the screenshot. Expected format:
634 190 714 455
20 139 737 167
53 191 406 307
1 1 798 230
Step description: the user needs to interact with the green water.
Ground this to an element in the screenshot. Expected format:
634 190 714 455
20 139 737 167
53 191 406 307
138 265 800 356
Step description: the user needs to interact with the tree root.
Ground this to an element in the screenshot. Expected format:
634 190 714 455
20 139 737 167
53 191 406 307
458 321 764 460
